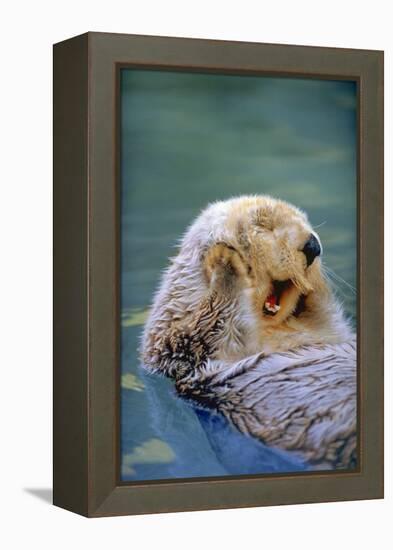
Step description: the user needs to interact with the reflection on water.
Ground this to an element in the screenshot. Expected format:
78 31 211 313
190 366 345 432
120 70 357 481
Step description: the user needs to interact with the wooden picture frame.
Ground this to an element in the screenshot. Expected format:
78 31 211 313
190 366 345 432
53 32 384 517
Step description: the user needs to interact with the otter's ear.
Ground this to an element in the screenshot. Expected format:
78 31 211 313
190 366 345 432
251 205 275 230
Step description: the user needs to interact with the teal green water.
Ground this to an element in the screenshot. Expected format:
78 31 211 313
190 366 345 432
120 70 357 481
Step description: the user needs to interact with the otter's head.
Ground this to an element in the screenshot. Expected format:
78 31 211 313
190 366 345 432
223 196 326 325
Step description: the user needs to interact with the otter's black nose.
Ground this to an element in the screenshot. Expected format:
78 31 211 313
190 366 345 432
302 234 321 266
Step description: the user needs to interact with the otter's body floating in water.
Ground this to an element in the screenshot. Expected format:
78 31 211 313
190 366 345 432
142 196 356 469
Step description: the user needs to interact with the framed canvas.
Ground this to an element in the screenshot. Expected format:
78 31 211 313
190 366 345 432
53 32 384 517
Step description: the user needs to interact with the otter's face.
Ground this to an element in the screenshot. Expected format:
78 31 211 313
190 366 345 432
232 198 324 325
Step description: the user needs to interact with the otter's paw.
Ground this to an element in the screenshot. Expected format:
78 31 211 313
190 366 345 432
204 243 250 292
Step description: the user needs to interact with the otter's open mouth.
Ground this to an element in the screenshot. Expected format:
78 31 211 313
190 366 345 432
263 280 293 316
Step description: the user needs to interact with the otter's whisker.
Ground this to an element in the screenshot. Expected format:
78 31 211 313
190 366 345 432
324 266 357 294
322 270 347 300
313 221 327 229
323 266 357 295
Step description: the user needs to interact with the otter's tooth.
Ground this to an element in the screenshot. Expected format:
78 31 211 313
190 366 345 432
265 301 279 313
264 301 281 314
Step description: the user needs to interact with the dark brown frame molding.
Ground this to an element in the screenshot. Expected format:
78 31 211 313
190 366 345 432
53 32 384 517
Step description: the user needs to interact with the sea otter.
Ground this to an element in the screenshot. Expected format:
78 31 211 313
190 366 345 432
142 196 357 469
